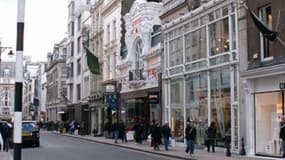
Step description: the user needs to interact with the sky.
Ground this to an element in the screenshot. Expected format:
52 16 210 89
0 0 68 62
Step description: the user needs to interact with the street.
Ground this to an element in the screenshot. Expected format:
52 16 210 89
22 133 175 160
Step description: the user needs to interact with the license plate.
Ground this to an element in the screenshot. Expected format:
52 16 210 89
23 132 32 136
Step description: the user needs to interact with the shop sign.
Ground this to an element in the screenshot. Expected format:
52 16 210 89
107 95 118 109
148 92 159 104
105 85 115 92
280 82 285 91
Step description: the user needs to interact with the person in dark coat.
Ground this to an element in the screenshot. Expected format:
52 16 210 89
113 122 120 143
133 121 143 144
152 121 162 151
1 122 11 152
206 121 217 152
161 121 171 151
119 121 127 143
280 120 285 157
185 121 196 157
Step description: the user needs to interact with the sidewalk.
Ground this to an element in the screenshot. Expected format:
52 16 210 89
57 132 278 160
0 150 12 160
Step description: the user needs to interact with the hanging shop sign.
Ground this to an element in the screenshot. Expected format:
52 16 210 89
280 82 285 91
148 92 159 104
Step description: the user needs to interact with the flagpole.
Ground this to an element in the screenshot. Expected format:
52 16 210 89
241 1 285 48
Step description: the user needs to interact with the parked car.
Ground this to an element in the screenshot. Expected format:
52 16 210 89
22 121 40 147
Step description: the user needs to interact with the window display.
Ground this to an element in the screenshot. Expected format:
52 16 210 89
255 92 284 157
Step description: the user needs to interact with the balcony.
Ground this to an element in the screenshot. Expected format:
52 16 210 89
129 69 145 89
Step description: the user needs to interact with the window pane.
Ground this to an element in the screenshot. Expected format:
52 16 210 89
185 27 207 62
210 67 231 147
169 37 183 67
185 72 208 145
209 18 229 56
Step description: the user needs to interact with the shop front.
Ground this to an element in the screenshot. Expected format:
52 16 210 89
121 87 161 136
242 73 285 158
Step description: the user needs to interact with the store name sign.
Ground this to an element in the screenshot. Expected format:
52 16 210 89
148 92 159 104
280 82 285 90
105 85 115 92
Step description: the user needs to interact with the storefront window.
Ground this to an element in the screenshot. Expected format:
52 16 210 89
210 67 231 147
209 18 229 56
169 37 183 67
185 72 208 145
255 92 284 157
185 27 207 63
170 79 184 142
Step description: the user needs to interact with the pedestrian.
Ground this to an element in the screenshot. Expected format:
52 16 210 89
151 121 162 151
1 122 11 152
0 123 3 152
119 121 127 143
148 120 156 147
133 121 143 144
280 119 285 157
161 121 171 151
185 121 196 157
206 121 217 152
113 122 120 143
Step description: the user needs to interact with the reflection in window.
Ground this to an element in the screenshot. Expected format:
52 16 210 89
170 79 184 142
185 72 208 145
169 37 183 67
185 27 207 62
209 18 229 55
210 67 231 147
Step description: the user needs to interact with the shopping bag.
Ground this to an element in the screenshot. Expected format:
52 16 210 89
169 138 176 147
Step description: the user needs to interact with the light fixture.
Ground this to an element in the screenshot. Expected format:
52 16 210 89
8 50 14 58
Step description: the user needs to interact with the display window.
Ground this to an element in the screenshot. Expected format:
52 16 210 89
255 91 284 157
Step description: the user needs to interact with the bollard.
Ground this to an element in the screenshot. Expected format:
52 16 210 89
240 137 246 155
225 135 231 157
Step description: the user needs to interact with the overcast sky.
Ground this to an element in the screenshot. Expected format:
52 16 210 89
0 0 67 62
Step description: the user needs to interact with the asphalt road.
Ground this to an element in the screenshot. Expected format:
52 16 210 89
22 133 176 160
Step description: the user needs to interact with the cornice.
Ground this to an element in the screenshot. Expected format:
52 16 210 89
101 0 120 16
240 63 285 79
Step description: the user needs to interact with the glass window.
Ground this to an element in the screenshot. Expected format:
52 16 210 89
255 92 284 157
185 27 207 62
185 72 208 145
210 67 231 147
169 37 183 67
209 18 229 56
259 5 273 59
77 58 81 75
77 14 81 31
77 84 81 100
170 79 184 142
77 37 81 54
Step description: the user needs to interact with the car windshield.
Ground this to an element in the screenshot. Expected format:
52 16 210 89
22 122 36 132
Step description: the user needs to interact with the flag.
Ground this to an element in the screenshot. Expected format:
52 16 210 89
85 47 100 74
248 9 278 41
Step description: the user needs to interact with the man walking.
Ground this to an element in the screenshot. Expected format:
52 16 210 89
161 121 171 151
280 119 285 157
185 121 196 157
1 122 11 152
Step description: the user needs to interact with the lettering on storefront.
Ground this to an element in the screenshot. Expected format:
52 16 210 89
148 92 159 104
280 82 285 91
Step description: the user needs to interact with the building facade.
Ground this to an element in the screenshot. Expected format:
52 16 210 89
46 39 68 123
66 0 93 133
0 62 15 120
118 0 163 131
239 0 285 157
161 0 240 151
89 0 104 135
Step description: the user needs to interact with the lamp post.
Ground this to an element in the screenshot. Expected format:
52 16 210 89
14 0 25 160
280 82 285 116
